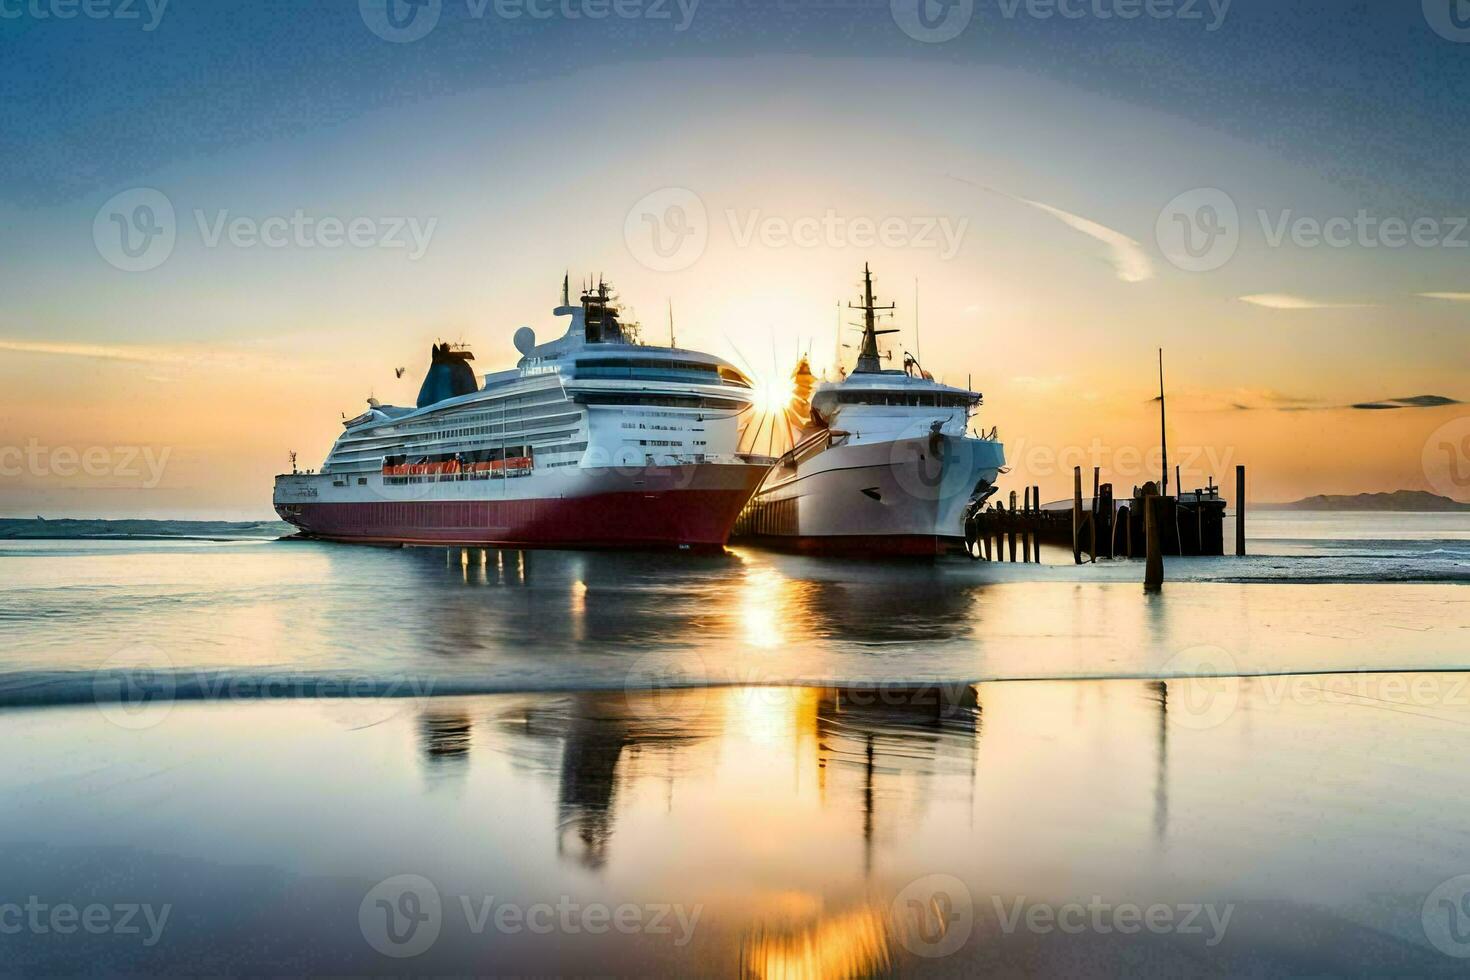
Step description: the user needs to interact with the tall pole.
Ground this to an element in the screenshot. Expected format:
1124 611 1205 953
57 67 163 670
914 277 921 364
1158 348 1169 498
1235 464 1247 556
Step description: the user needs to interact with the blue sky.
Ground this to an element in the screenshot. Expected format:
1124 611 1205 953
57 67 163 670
1 0 1467 516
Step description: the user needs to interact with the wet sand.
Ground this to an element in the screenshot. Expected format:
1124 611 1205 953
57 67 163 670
4 676 1470 975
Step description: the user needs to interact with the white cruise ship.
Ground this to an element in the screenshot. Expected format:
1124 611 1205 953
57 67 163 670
273 279 772 550
734 265 1005 556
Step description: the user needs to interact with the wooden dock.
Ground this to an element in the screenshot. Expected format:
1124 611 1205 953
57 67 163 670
965 465 1237 564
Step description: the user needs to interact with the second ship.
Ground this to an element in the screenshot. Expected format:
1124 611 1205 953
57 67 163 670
734 265 1006 556
273 279 771 550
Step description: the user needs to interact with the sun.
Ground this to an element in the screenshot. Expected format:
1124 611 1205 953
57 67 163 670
753 375 795 417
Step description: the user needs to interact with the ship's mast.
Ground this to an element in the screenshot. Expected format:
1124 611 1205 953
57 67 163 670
848 263 898 374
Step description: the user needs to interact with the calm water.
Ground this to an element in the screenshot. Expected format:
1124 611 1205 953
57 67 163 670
4 678 1470 974
1 512 1468 974
0 513 1465 709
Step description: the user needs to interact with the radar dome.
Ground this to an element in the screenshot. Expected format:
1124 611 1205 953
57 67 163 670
513 327 536 356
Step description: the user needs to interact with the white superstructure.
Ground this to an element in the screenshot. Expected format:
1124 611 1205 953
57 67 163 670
736 266 1004 555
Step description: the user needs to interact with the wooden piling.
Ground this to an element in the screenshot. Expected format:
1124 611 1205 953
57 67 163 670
1072 466 1084 565
1007 491 1019 562
1032 485 1041 561
1090 467 1100 562
1022 488 1032 563
1145 495 1164 592
1235 464 1246 556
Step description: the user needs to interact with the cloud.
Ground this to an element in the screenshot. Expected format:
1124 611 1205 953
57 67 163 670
1351 395 1463 411
948 176 1154 283
1239 294 1373 310
1419 292 1470 302
0 339 276 371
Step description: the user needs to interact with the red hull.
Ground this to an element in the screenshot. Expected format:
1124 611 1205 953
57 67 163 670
278 487 756 551
733 533 966 558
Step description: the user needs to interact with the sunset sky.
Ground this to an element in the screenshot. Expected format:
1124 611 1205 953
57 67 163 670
1 0 1466 518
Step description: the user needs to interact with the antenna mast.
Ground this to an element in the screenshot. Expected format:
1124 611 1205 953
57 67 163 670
914 277 921 364
1158 348 1169 498
848 263 898 374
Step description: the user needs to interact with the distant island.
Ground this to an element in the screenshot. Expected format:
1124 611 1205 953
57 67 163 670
1264 490 1470 512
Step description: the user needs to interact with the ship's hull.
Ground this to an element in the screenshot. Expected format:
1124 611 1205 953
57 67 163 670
734 433 1004 557
273 461 768 551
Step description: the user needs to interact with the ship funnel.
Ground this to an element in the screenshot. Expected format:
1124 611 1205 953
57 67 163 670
416 343 479 408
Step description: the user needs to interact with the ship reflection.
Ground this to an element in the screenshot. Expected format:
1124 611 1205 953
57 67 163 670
362 546 985 663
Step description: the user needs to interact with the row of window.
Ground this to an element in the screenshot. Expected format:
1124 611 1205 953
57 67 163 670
833 391 976 408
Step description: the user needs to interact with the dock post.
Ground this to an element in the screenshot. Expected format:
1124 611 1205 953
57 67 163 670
1032 485 1041 561
1022 488 1032 562
1072 466 1083 565
1090 467 1100 563
1007 491 1019 562
1145 495 1164 592
1235 464 1246 556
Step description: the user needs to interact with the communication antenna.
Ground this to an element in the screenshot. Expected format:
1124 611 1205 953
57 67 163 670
1158 348 1169 498
668 299 675 349
289 450 298 475
915 276 921 364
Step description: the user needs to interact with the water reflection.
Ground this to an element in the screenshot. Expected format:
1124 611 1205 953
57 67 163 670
417 707 473 786
333 547 986 672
